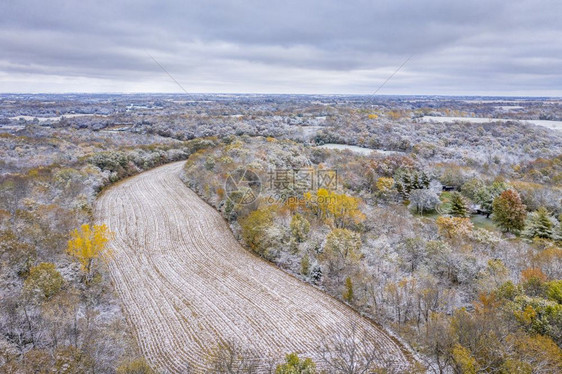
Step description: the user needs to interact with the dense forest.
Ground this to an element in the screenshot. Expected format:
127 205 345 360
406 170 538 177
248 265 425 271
182 135 562 373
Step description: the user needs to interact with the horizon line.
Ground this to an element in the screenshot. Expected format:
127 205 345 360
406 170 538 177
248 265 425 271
1 92 561 99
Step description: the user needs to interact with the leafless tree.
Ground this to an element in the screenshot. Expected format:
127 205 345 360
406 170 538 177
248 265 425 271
320 322 393 374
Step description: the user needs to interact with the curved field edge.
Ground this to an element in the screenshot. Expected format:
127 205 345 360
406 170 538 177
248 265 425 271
178 166 422 366
94 161 417 373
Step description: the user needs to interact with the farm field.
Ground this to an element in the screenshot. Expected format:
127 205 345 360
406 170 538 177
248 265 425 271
318 143 403 155
94 161 413 373
420 116 562 131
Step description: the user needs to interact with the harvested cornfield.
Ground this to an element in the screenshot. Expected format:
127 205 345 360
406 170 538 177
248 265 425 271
94 161 413 373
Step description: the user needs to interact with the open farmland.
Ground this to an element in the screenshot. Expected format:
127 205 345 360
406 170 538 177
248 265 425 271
94 161 413 373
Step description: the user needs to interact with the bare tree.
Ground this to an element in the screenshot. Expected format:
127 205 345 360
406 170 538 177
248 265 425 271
408 189 440 215
320 322 391 374
0 175 29 226
419 313 455 374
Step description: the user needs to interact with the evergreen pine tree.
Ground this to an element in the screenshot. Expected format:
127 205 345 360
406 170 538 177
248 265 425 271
310 266 322 284
449 191 470 217
475 181 509 218
421 171 430 188
402 172 412 194
413 173 421 189
396 180 405 197
523 207 553 239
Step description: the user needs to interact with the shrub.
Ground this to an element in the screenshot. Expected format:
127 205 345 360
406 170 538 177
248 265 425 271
24 262 64 300
275 353 316 374
117 358 155 374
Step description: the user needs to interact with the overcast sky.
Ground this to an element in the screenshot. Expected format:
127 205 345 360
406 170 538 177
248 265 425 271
1 0 561 95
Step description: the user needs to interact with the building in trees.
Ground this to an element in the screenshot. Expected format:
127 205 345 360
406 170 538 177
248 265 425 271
475 181 510 218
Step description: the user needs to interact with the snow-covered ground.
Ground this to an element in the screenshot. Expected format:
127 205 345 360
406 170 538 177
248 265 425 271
495 106 524 111
420 116 562 132
318 143 403 155
295 125 325 136
9 113 105 122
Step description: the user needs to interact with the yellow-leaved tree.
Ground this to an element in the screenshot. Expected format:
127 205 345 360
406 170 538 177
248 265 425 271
67 224 113 281
376 177 395 194
436 216 473 241
303 188 365 228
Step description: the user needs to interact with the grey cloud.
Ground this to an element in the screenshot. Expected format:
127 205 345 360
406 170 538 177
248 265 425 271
0 0 561 94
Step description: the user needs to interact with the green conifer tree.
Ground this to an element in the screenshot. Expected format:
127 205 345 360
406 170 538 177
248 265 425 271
449 191 470 217
523 207 553 239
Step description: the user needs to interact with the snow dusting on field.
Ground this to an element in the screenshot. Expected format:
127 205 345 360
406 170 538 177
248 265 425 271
318 143 402 155
94 161 413 373
420 116 562 132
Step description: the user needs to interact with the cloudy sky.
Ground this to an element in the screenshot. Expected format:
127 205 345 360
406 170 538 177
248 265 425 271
1 0 561 95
